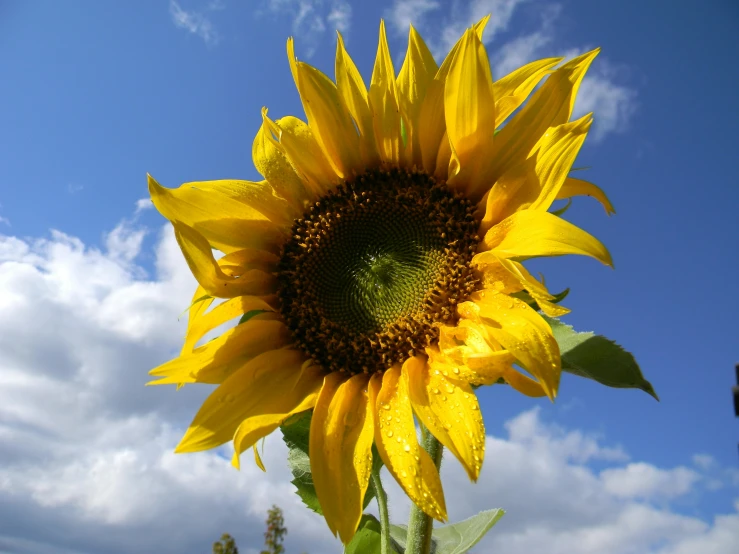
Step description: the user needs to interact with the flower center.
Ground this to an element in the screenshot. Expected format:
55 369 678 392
277 168 480 375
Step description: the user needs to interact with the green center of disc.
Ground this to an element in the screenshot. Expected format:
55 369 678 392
277 168 479 374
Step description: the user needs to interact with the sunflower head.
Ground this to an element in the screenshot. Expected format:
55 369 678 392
148 17 613 544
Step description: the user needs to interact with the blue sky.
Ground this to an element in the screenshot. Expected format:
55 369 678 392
1 1 738 553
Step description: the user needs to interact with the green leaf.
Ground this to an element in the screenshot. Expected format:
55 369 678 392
345 515 403 554
551 197 573 217
280 411 322 514
238 309 265 325
511 287 570 311
280 410 378 516
432 509 505 554
388 524 410 550
544 316 659 400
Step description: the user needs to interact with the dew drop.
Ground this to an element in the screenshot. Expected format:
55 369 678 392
387 430 394 438
404 444 411 452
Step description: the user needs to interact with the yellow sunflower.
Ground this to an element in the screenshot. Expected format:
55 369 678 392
148 17 613 544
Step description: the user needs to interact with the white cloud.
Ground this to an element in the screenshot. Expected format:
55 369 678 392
386 0 441 34
265 0 352 57
135 197 154 214
170 0 220 46
601 463 701 500
0 215 9 227
0 209 737 553
573 72 638 141
692 454 716 471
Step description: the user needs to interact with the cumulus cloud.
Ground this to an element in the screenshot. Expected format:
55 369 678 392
169 0 220 46
0 212 737 553
264 0 352 56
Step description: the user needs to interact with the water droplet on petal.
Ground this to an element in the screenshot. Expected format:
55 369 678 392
387 431 394 438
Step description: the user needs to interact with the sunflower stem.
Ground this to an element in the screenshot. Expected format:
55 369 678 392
405 424 443 554
371 462 391 554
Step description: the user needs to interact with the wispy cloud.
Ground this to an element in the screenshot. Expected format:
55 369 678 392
263 0 352 57
169 0 220 46
0 215 10 227
67 183 83 194
134 198 154 215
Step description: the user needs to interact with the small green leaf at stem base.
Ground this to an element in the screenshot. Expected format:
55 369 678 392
545 316 659 400
345 515 403 554
391 509 504 554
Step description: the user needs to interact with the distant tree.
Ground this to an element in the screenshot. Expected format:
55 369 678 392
212 533 238 554
260 505 287 554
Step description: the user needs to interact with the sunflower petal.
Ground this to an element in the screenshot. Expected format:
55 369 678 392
497 258 570 317
252 109 310 211
182 294 278 353
416 16 489 173
269 114 339 197
502 368 547 397
557 177 615 215
148 175 286 254
444 28 496 195
406 356 485 481
287 38 362 177
335 31 378 166
172 221 277 298
480 114 593 232
458 292 560 399
482 49 599 187
478 210 613 267
369 365 447 522
310 372 374 544
493 57 562 126
369 21 402 164
175 348 306 452
231 362 324 469
150 319 290 385
397 25 438 166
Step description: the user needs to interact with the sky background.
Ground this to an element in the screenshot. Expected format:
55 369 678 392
1 0 738 553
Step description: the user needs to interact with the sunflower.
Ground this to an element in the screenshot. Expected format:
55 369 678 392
148 17 613 544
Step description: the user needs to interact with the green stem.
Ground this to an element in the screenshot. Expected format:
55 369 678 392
405 424 443 554
371 462 391 554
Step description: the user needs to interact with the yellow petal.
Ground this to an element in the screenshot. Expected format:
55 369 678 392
150 318 290 385
252 109 310 211
493 57 562 126
369 20 402 164
172 221 277 298
502 368 547 397
148 174 286 254
231 362 324 469
268 113 340 197
254 444 266 472
481 49 600 188
528 114 593 212
416 15 488 173
444 29 496 197
310 372 374 544
183 284 215 347
458 292 560 399
479 210 613 267
182 294 278 353
474 255 570 318
480 114 593 232
287 38 362 177
397 25 438 167
335 31 379 166
405 356 485 481
557 177 615 215
429 323 516 386
369 365 447 522
175 348 306 452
